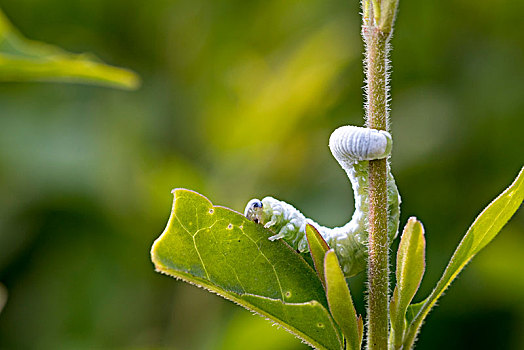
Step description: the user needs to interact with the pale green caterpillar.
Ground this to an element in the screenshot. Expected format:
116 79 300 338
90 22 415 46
244 125 401 277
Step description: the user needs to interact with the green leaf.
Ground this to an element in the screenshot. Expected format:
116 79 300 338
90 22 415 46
378 0 400 34
405 301 424 326
0 9 139 89
403 166 524 349
306 224 330 288
356 315 364 347
389 217 425 348
324 249 361 350
242 295 343 350
151 189 343 350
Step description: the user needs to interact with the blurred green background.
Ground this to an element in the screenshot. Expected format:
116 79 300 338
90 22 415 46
0 0 522 349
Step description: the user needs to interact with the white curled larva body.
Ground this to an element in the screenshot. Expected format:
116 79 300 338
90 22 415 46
329 125 392 163
244 125 400 277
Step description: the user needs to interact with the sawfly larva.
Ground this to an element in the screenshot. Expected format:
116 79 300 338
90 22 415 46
244 125 401 277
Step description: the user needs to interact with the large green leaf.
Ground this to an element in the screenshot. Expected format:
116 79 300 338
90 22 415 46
389 217 425 349
0 9 139 89
151 189 343 350
403 166 524 349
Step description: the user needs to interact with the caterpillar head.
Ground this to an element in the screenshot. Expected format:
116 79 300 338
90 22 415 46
244 199 265 224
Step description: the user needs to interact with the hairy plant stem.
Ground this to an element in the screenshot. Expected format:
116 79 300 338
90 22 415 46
362 6 394 350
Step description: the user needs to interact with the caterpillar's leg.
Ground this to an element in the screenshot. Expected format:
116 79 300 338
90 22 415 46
296 221 309 252
264 207 282 229
268 222 295 241
270 218 308 252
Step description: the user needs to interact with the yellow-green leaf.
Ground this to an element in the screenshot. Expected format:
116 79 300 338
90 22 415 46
306 224 330 288
356 315 364 347
389 217 425 348
151 189 343 350
403 166 524 349
0 9 139 89
324 249 361 350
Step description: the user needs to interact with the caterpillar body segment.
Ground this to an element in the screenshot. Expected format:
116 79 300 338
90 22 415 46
329 125 392 163
244 126 401 277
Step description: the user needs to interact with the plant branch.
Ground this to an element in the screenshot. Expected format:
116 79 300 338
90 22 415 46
362 0 398 349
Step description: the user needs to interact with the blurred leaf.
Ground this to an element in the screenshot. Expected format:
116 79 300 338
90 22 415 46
324 249 360 350
0 283 6 314
151 189 342 350
389 217 425 349
306 224 330 288
0 8 139 89
473 227 524 302
403 166 524 349
219 310 309 350
206 18 355 151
